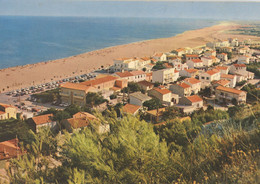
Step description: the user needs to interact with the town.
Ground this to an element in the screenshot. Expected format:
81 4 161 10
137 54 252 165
0 37 259 182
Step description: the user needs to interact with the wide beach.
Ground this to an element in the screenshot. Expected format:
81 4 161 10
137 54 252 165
0 22 259 92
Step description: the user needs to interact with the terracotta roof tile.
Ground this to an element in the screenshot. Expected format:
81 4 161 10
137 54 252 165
130 70 146 76
186 54 199 58
146 108 166 116
115 71 133 78
153 53 163 57
122 104 141 115
60 82 91 92
216 86 245 95
233 64 246 68
215 66 228 70
154 88 171 95
178 83 191 89
221 74 235 79
185 69 198 73
0 138 24 160
31 114 54 125
184 78 201 84
186 95 203 103
190 59 203 63
81 75 118 87
206 69 220 76
137 80 154 87
213 79 230 86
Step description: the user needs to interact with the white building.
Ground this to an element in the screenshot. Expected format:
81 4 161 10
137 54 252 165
184 78 201 94
129 92 152 106
217 53 228 61
152 68 179 84
237 55 250 64
186 59 203 69
220 74 237 88
114 70 146 82
199 69 221 88
111 58 140 72
179 69 198 78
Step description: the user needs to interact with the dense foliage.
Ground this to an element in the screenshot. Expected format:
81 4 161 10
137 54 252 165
32 88 60 103
3 103 260 184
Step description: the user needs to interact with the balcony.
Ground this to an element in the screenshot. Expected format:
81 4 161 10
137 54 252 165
60 92 69 97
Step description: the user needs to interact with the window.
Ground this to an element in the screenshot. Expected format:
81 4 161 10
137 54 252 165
221 92 224 95
206 77 209 80
202 77 205 79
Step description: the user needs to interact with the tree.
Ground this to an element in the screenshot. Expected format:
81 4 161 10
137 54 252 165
143 98 163 110
152 61 166 70
142 67 147 72
231 98 238 106
86 92 107 107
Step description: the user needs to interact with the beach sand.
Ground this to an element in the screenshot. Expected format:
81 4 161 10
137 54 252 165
0 22 259 92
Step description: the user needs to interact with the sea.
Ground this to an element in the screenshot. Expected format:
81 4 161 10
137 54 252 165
0 16 219 69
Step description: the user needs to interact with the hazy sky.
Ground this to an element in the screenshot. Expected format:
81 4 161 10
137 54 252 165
1 0 260 20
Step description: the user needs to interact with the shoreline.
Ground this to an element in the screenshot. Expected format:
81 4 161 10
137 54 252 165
0 21 259 92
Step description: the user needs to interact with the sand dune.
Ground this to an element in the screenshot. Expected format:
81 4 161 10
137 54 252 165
0 22 259 92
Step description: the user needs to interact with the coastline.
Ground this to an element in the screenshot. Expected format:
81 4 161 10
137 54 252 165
0 21 258 92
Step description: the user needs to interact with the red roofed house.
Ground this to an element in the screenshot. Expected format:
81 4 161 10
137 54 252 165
229 64 254 82
173 48 186 57
152 68 179 84
204 50 217 57
215 66 229 74
62 112 109 134
28 114 57 133
148 88 175 106
122 103 142 116
217 53 228 61
179 68 199 78
229 64 246 74
152 53 167 61
0 103 17 120
199 69 221 88
114 70 146 82
221 74 237 88
185 54 199 61
186 59 203 69
137 80 154 92
184 78 201 94
238 55 250 64
212 79 231 88
178 95 203 113
172 61 189 71
0 138 24 161
169 82 191 97
215 86 247 104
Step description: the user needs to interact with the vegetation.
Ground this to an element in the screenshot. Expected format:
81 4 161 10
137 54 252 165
242 83 259 102
246 62 260 77
152 61 166 70
122 82 143 93
31 88 60 103
143 98 163 110
86 92 107 107
236 80 247 86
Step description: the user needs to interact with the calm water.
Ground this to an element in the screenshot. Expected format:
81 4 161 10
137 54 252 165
0 16 219 69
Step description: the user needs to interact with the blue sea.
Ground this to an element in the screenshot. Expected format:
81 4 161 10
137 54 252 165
0 16 219 69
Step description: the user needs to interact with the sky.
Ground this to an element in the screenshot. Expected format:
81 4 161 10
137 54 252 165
0 0 260 20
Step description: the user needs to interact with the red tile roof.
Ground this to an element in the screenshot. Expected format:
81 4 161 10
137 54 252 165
178 83 191 89
185 69 198 73
0 111 5 115
31 114 54 125
130 70 146 76
191 59 203 63
154 88 171 95
186 95 203 103
141 56 151 61
213 79 230 86
184 78 201 84
233 64 246 68
0 103 15 109
115 71 133 78
221 74 235 79
122 104 141 115
0 138 24 160
81 75 118 87
67 112 99 129
215 66 228 70
216 86 245 95
153 53 163 57
206 69 220 76
60 82 91 92
186 54 199 58
137 80 154 87
176 48 185 52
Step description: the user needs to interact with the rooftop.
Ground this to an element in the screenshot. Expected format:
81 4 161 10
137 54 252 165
60 82 91 92
215 66 228 70
216 86 245 95
185 69 198 73
31 113 54 125
130 92 151 101
213 79 230 86
233 64 246 68
221 74 235 79
81 75 118 87
184 78 201 84
178 82 191 89
146 108 166 116
137 80 154 87
190 59 203 63
206 69 220 76
186 95 203 103
122 104 141 115
153 88 171 95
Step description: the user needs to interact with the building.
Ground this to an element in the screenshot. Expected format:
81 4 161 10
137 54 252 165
186 59 203 69
60 83 95 106
199 69 221 88
148 88 173 106
179 68 199 78
62 112 109 134
0 103 17 120
183 78 201 94
217 53 228 61
201 56 219 67
169 83 191 97
152 68 179 84
204 50 216 57
122 104 142 116
28 114 57 133
212 79 231 88
137 80 154 92
115 70 146 82
152 53 167 61
215 66 229 74
172 48 186 56
215 86 247 104
178 95 203 114
110 58 140 72
220 74 237 88
229 64 254 81
237 55 250 64
229 64 247 74
172 61 188 71
185 54 199 61
0 138 24 160
129 92 152 106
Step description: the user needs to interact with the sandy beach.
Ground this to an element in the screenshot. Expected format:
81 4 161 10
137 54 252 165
0 22 259 92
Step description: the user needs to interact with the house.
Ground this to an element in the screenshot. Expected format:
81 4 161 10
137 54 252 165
199 69 221 88
186 59 203 69
152 53 167 61
185 54 199 61
220 74 237 88
219 47 233 53
169 82 191 97
28 114 57 133
148 88 173 106
0 103 17 120
229 64 247 74
60 83 96 106
146 108 166 123
204 50 216 57
152 68 179 84
146 72 153 82
129 92 152 106
172 61 188 71
168 55 182 63
137 80 154 92
237 55 250 64
0 138 24 160
201 56 219 67
193 48 204 55
212 79 231 88
122 103 141 116
172 48 186 57
215 66 229 74
115 70 146 82
110 57 140 72
139 57 152 68
62 112 109 134
215 86 247 104
183 78 201 94
178 95 203 114
217 53 228 61
229 64 254 81
163 63 173 68
179 69 199 78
